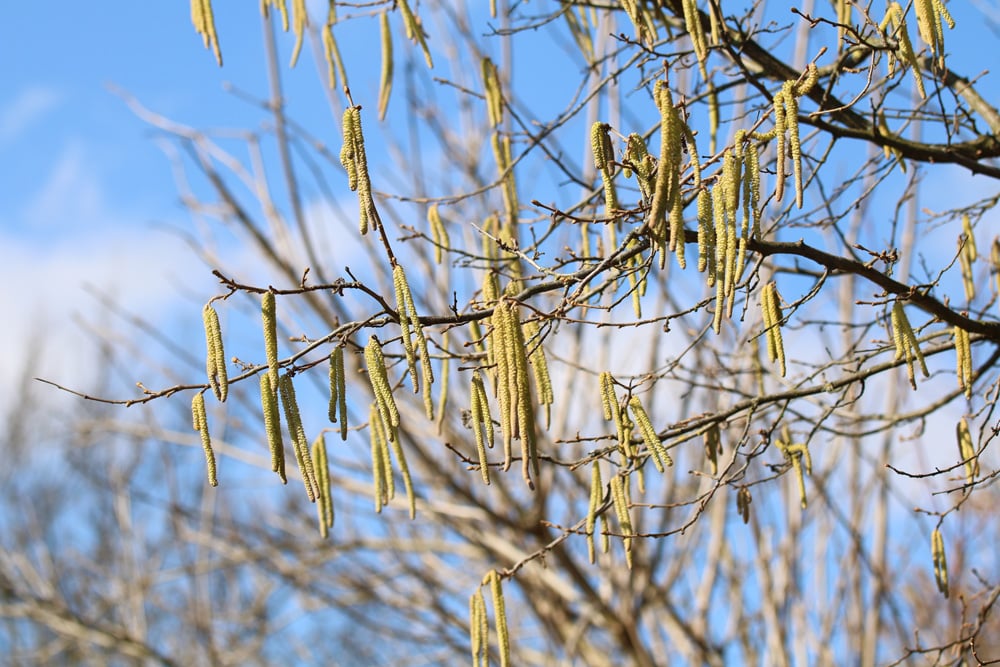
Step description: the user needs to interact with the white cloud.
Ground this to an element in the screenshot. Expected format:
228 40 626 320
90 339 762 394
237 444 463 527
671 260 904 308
0 226 206 407
0 86 62 146
0 143 210 414
19 141 104 231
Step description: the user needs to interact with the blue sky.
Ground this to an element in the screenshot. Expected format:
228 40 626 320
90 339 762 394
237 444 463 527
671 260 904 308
3 0 998 472
4 2 1000 662
0 3 350 402
4 2 999 450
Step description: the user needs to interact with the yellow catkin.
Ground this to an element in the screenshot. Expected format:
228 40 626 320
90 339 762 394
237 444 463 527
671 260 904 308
491 133 520 231
490 304 514 472
262 291 279 396
611 474 633 569
649 82 683 262
697 188 714 274
628 396 672 472
954 326 972 399
932 527 949 597
490 294 537 483
712 185 727 333
773 88 787 204
882 3 926 99
891 302 929 389
261 0 288 31
485 571 511 667
312 434 334 538
771 64 818 209
202 303 228 402
790 446 809 508
600 371 628 448
393 264 435 418
469 589 488 667
260 373 286 483
777 426 810 508
377 11 393 121
682 0 707 65
962 214 978 256
340 111 359 192
435 331 450 435
278 373 320 502
736 137 760 284
375 413 394 504
915 0 954 68
397 0 433 68
620 0 656 43
469 592 482 666
956 417 978 485
339 107 373 234
322 7 349 90
720 150 740 302
591 121 618 215
393 264 419 393
288 0 308 67
522 318 554 429
365 336 400 440
722 147 742 218
415 320 435 421
388 420 417 519
744 138 762 240
599 371 617 422
428 203 449 264
622 247 642 318
624 133 655 201
369 403 390 513
328 347 348 440
471 370 493 485
563 7 595 63
482 58 503 127
762 281 786 377
586 461 603 564
192 392 218 487
736 486 752 524
190 0 222 65
498 299 538 489
959 216 976 301
836 0 851 41
704 423 722 476
669 184 686 270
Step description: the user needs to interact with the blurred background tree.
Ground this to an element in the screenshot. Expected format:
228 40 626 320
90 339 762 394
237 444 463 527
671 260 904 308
5 1 1000 664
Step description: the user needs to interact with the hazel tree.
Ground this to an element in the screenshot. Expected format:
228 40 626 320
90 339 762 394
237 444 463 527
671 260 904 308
45 1 1000 664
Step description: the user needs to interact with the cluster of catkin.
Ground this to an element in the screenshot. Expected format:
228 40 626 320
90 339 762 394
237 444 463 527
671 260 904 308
469 571 511 667
889 301 929 390
195 294 336 538
881 1 955 98
340 106 374 234
484 282 552 490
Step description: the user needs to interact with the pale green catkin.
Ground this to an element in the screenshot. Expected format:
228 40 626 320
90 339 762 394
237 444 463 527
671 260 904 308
377 11 393 121
328 347 348 440
278 373 320 502
262 291 279 396
470 370 493 485
260 372 286 483
311 434 334 537
628 396 672 472
485 570 511 667
202 303 228 402
587 461 603 564
190 0 222 65
365 336 400 441
192 392 218 487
